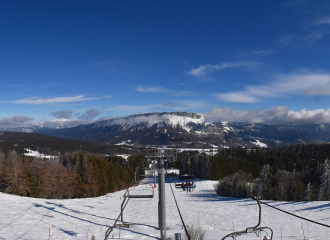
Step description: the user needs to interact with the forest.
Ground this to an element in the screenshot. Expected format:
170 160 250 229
1 142 330 201
0 150 144 199
178 143 330 201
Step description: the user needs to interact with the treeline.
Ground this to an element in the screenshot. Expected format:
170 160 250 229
179 143 330 201
0 150 143 199
0 131 130 156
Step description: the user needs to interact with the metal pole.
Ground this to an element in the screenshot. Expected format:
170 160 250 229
159 157 166 240
158 157 161 230
154 159 156 188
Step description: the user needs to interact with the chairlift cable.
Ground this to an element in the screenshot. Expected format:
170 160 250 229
168 177 191 240
249 196 330 229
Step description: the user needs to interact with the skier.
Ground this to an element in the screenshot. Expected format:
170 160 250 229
186 181 191 193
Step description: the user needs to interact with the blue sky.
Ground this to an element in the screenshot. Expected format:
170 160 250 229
1 0 330 127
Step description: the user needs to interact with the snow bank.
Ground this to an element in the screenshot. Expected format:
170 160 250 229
24 148 55 159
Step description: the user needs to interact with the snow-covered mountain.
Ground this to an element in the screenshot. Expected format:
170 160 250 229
35 112 330 148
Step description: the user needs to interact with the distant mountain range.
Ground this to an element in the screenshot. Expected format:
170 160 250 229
19 112 330 149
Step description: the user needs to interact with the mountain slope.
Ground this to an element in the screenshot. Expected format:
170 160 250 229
36 112 330 148
0 131 129 155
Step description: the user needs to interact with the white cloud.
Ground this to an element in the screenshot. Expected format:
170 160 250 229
79 108 100 120
304 31 324 45
109 104 161 112
12 95 111 104
187 61 261 77
136 86 169 93
313 17 330 25
253 50 274 55
215 72 330 103
109 100 210 113
0 115 33 126
214 92 259 103
135 85 193 96
51 110 73 119
163 100 210 110
204 106 330 124
279 34 295 46
39 119 92 128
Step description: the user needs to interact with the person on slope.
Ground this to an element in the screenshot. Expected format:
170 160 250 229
186 181 192 193
192 181 196 191
182 182 186 191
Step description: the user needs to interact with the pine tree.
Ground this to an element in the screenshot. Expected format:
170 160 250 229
304 182 314 201
287 169 297 201
76 175 86 198
257 164 272 199
318 186 327 201
320 159 330 200
26 170 36 197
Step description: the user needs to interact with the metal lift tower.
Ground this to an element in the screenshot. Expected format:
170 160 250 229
146 146 177 240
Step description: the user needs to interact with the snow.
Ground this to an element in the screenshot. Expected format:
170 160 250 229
100 114 205 133
116 154 130 160
194 130 208 136
252 140 268 148
223 126 232 132
0 177 329 239
24 148 55 159
115 140 134 146
209 144 218 149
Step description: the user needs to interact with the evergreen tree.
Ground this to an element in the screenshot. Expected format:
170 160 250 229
318 186 327 201
257 164 272 199
287 169 297 201
320 159 330 200
304 182 314 201
76 175 86 198
26 170 36 197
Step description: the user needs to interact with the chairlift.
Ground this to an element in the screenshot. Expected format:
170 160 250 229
118 183 154 228
178 174 196 180
221 198 273 240
176 174 196 189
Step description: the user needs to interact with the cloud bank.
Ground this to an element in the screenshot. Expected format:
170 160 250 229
40 119 92 128
204 106 330 124
51 110 73 119
313 17 330 25
79 108 100 120
0 116 33 126
136 86 193 96
13 95 111 104
110 100 210 113
215 72 330 103
187 61 261 77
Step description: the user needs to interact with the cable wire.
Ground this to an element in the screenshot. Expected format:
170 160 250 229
249 196 330 229
168 177 191 240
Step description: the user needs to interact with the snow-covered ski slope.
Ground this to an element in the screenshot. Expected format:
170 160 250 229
0 177 329 240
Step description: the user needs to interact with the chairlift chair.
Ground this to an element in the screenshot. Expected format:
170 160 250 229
221 198 273 240
118 183 154 228
176 174 196 189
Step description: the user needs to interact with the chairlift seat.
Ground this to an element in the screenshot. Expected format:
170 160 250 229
128 194 154 198
175 183 183 188
178 174 196 180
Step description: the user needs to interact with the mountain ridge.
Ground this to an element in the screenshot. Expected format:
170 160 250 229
30 112 330 148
